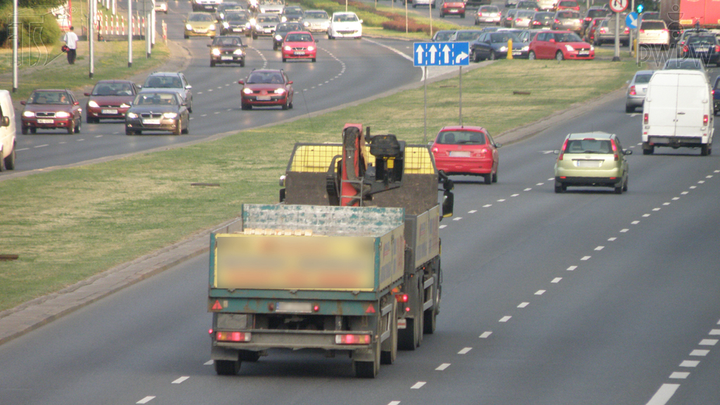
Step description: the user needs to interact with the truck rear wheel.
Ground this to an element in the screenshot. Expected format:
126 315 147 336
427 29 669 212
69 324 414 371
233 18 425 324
214 359 240 375
701 144 709 156
354 319 381 378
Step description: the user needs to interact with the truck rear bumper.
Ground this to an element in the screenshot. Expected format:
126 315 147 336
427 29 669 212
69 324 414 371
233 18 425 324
647 136 707 147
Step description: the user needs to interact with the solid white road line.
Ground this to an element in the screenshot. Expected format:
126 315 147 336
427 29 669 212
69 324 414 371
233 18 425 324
411 382 426 389
435 363 451 371
458 347 472 354
479 331 492 339
645 384 679 405
137 396 155 404
172 376 190 384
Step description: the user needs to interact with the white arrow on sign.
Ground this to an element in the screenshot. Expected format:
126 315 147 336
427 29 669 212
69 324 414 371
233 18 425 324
626 13 637 27
416 45 424 65
442 44 451 64
455 51 468 63
428 44 437 64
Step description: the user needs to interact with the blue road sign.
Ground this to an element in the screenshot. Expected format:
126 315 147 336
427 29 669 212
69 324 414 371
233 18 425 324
626 12 638 29
413 42 470 67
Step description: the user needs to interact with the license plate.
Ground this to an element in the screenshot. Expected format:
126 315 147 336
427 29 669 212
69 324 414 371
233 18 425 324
264 28 273 33
233 28 243 32
696 47 709 52
37 119 54 124
256 96 271 101
578 51 589 56
275 302 313 313
101 109 118 114
512 51 521 55
142 119 161 125
221 56 233 60
195 29 207 33
449 151 471 157
293 51 305 55
575 160 602 167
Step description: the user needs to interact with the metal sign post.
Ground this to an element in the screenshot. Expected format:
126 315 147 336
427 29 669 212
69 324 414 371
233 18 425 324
89 0 95 78
128 0 133 67
608 0 628 61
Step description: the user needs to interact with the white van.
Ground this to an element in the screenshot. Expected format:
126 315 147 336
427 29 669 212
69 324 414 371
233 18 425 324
0 90 17 171
641 70 714 156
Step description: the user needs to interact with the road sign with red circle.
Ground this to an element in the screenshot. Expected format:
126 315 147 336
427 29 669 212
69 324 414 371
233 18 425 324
608 0 628 12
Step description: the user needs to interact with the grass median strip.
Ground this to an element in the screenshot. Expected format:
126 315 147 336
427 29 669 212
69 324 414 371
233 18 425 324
0 57 639 312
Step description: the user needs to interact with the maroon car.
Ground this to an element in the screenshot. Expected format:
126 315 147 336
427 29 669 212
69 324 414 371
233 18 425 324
238 69 294 110
21 89 82 134
84 80 139 123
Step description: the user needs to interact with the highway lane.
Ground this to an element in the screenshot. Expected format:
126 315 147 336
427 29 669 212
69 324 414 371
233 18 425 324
2 67 720 404
4 1 421 175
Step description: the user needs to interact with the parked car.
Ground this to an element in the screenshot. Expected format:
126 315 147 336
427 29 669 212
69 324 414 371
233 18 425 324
0 90 16 171
505 28 533 57
273 22 303 50
221 12 251 36
637 19 670 49
594 17 629 46
184 12 217 39
554 132 631 194
142 72 193 113
470 31 525 61
430 125 501 184
301 10 330 33
555 0 579 11
281 31 317 62
528 30 594 60
280 5 304 22
125 91 190 136
327 12 363 39
439 0 465 18
238 69 294 110
252 13 281 39
432 29 456 41
20 89 82 134
84 80 139 123
581 6 609 36
682 34 720 67
713 76 720 115
474 5 501 25
512 10 536 28
625 70 654 113
209 36 247 67
529 11 554 29
552 10 582 33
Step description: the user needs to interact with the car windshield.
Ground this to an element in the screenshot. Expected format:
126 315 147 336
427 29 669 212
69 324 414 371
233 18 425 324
305 11 328 19
641 21 666 30
565 139 612 154
664 59 702 70
214 37 242 46
277 23 301 31
226 13 247 21
434 31 455 41
687 36 717 45
517 11 534 17
554 32 583 42
586 9 607 18
30 91 69 104
286 33 312 41
490 32 520 43
258 16 279 22
247 72 285 84
144 75 184 89
284 7 302 13
715 77 720 90
189 13 214 21
333 14 358 22
92 82 133 96
456 31 482 41
437 131 487 145
634 73 653 84
135 93 178 106
559 0 576 6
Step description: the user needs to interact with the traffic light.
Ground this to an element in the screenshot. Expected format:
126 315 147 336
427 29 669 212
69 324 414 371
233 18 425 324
637 4 644 13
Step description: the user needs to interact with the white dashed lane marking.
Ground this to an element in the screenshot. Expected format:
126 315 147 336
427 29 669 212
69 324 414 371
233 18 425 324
567 266 577 271
669 372 689 379
646 384 680 405
458 347 472 354
499 316 512 323
690 350 709 356
535 290 545 295
435 363 451 371
34 144 48 148
581 256 591 261
136 397 155 404
479 331 492 339
679 360 699 368
517 302 529 308
411 382 426 389
699 339 718 346
172 376 190 384
551 277 562 283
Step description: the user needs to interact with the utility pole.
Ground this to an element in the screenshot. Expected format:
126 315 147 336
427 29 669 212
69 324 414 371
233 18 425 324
128 0 133 67
89 0 95 78
12 0 18 92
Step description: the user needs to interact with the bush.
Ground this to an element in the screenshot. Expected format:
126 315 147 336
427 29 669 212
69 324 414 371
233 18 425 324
0 6 61 47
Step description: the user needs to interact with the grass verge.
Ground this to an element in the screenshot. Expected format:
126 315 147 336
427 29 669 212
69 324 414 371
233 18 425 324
0 57 640 313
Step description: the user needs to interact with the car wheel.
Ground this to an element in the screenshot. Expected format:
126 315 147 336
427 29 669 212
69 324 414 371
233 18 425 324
135 130 142 135
528 51 536 60
184 34 189 39
30 128 36 134
289 100 293 109
125 127 134 136
282 57 286 62
273 44 277 51
74 121 81 133
240 59 245 67
472 51 480 62
483 174 492 184
67 124 74 134
623 177 628 192
210 60 215 67
181 119 189 134
312 58 316 62
614 183 623 194
492 171 497 183
642 143 654 155
252 33 257 39
490 50 496 60
188 103 193 114
21 126 28 135
474 19 479 25
461 13 465 18
440 13 445 18
174 120 182 135
282 99 289 110
555 50 564 61
701 144 709 156
625 104 634 113
554 181 563 193
3 145 16 170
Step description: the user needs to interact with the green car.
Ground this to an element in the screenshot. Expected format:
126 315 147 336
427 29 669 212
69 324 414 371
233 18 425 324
554 131 631 194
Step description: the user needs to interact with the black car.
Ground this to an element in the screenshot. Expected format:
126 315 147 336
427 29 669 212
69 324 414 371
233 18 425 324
713 76 720 115
221 12 251 36
529 11 554 29
208 36 247 67
470 31 525 61
280 6 304 23
273 22 303 50
682 34 720 67
215 2 244 21
125 91 190 135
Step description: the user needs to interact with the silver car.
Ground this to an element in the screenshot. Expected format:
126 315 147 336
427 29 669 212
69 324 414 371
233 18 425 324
512 10 535 28
301 10 330 32
625 70 654 113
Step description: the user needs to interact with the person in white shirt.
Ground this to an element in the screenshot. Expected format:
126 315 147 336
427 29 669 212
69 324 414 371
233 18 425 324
62 26 78 65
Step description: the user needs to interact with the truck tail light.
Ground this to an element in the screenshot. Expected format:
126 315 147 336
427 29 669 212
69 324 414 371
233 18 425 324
395 293 409 303
335 334 371 345
703 114 709 125
644 113 649 124
216 331 251 342
629 85 636 96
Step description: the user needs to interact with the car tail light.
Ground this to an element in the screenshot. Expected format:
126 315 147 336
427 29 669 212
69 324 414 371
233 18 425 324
644 113 649 124
662 29 668 33
624 27 629 33
629 85 636 96
639 29 645 33
554 19 560 24
584 17 591 21
703 115 709 126
335 334 371 345
715 45 720 52
599 28 606 34
558 139 568 161
611 139 619 161
216 331 251 342
683 45 688 53
516 17 522 22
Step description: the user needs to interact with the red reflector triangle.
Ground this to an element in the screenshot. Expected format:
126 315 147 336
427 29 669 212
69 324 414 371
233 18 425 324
211 300 223 311
365 304 376 314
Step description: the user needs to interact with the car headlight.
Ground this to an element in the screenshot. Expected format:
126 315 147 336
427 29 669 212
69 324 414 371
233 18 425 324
209 24 216 30
233 49 243 55
242 88 253 94
223 22 229 28
259 8 265 12
212 48 221 56
499 46 508 52
55 111 71 118
163 112 178 119
284 45 292 51
219 13 225 19
22 111 35 118
88 100 99 108
522 45 529 51
246 22 252 28
565 45 575 51
275 34 283 41
274 88 286 94
249 18 256 25
303 21 309 26
120 103 130 108
127 112 138 119
308 46 315 51
281 16 287 22
186 24 192 30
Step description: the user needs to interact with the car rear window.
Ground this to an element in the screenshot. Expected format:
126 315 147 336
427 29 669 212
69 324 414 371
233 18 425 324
480 5 499 12
437 131 487 145
565 139 612 154
559 0 577 6
687 35 717 45
558 11 579 18
586 9 607 18
640 21 666 30
634 73 653 84
664 59 702 70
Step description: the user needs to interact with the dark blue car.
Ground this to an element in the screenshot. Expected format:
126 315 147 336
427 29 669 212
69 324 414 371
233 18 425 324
683 34 720 67
713 76 720 115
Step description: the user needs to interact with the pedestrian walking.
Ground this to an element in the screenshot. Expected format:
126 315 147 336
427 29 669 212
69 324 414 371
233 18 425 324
63 26 78 65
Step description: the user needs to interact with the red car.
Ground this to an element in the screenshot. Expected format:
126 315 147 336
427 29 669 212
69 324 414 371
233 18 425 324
528 30 594 60
84 80 139 123
238 69 294 110
430 125 501 184
20 89 82 134
440 0 465 18
556 0 579 11
281 31 317 62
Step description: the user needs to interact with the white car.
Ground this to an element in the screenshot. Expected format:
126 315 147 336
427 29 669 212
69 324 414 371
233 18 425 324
154 1 168 13
328 12 362 39
0 90 16 171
